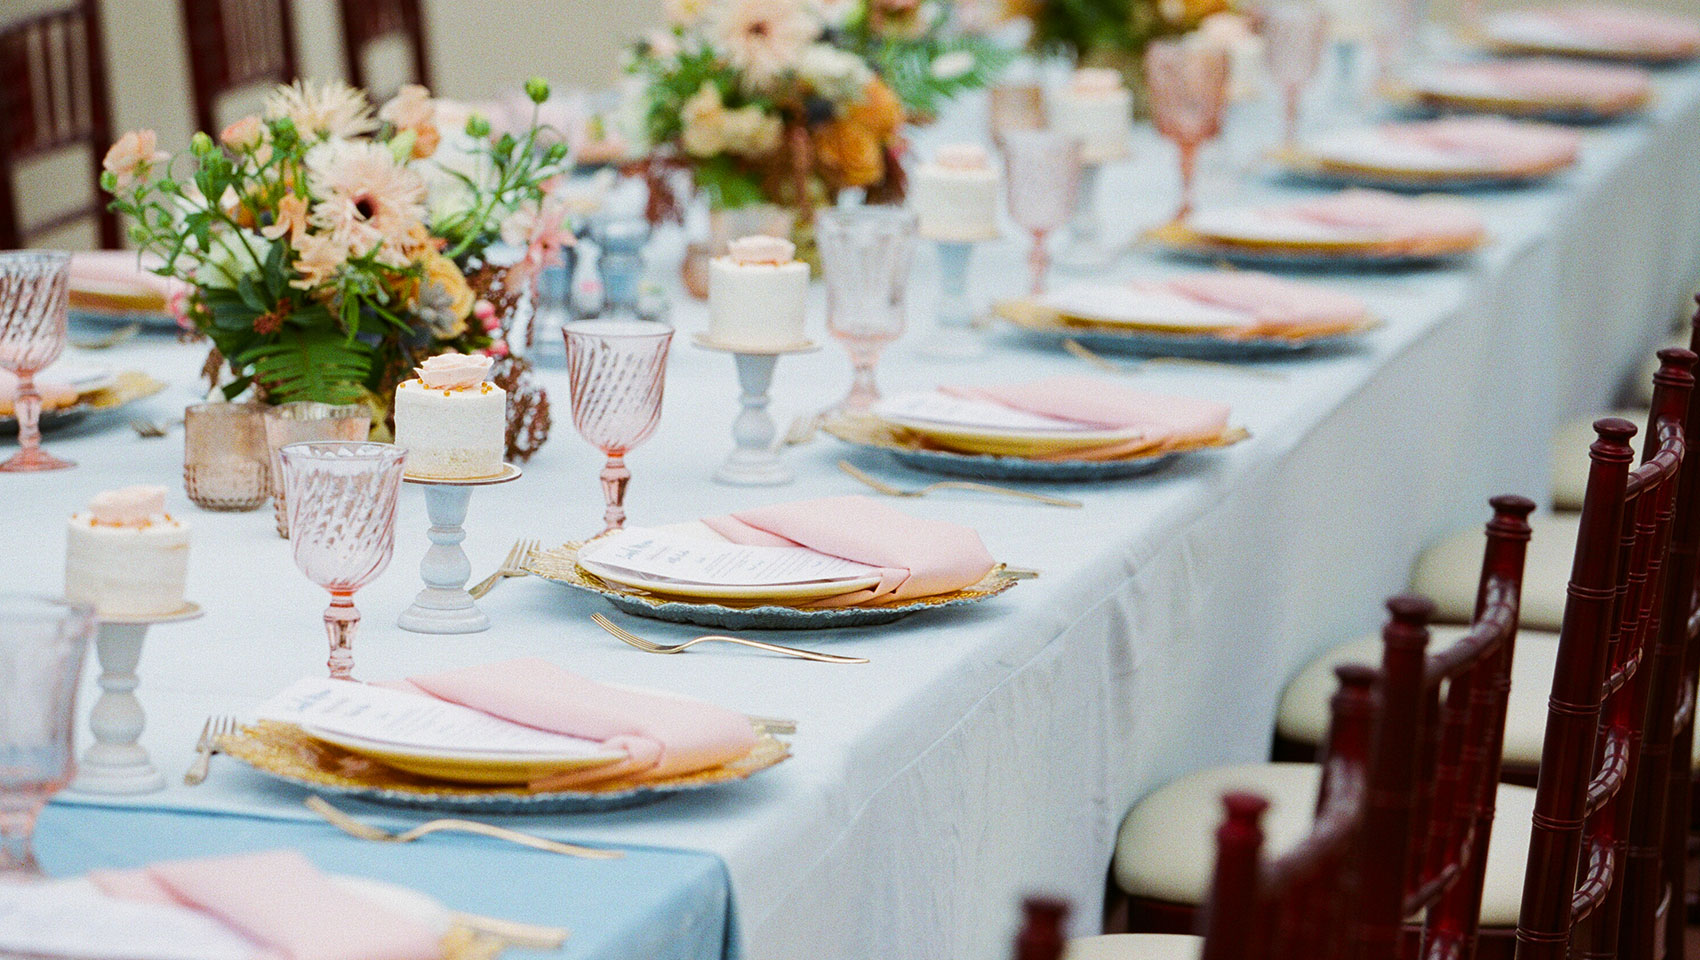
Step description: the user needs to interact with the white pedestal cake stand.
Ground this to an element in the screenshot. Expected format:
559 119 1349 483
919 237 993 359
694 334 819 486
397 464 523 635
70 601 203 795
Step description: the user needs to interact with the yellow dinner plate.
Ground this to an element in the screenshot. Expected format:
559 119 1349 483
300 725 627 785
575 557 883 603
872 411 1144 458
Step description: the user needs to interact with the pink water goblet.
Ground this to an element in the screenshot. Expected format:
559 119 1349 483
1264 2 1330 149
562 320 673 532
1145 38 1231 223
0 594 93 878
278 441 406 680
817 207 918 411
0 251 74 472
999 131 1080 296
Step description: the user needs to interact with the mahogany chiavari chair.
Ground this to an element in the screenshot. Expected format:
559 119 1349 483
180 0 298 135
1516 347 1696 960
338 0 429 97
0 0 120 249
1059 663 1381 960
1091 495 1531 960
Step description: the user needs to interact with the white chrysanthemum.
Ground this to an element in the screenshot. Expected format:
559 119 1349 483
716 0 817 85
797 43 873 102
265 80 379 140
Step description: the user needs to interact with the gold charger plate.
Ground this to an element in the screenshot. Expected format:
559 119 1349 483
1382 81 1652 123
1270 144 1574 189
0 370 168 433
995 293 1378 347
527 541 1021 630
1143 220 1484 270
219 720 790 813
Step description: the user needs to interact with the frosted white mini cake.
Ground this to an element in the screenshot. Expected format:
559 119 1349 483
1052 68 1133 164
65 486 190 618
708 236 809 350
912 144 1001 243
394 353 507 480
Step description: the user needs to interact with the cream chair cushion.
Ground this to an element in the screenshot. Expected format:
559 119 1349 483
1551 410 1646 511
1279 627 1700 770
1408 513 1579 631
1113 762 1538 927
1066 935 1202 960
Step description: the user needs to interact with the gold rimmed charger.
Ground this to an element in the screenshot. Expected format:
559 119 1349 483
826 411 1248 464
217 719 791 813
1143 219 1486 263
1269 143 1574 190
526 539 1021 629
1 370 167 430
994 293 1379 348
1380 80 1652 123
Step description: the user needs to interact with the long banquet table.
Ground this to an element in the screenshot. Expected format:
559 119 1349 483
12 59 1700 960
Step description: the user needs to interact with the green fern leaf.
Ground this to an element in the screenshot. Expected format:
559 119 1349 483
236 328 374 405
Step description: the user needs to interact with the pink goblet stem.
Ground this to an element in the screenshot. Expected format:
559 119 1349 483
3 371 73 472
323 591 358 681
600 453 631 532
1283 88 1302 150
1028 229 1050 296
0 798 45 877
1176 143 1201 223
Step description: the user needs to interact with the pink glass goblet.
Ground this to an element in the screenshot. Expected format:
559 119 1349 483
278 441 405 680
562 320 673 532
1264 2 1330 149
999 131 1080 296
817 207 918 411
0 251 74 472
0 594 93 878
1145 38 1231 223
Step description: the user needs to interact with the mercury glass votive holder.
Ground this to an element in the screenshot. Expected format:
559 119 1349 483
183 402 269 511
262 402 369 538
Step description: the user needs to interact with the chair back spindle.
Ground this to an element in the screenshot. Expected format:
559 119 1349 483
1516 347 1696 960
0 0 119 248
180 0 298 135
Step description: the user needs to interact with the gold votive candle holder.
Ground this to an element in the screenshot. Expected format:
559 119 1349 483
262 402 370 538
183 402 270 511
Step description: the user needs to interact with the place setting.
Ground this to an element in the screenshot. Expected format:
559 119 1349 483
1472 5 1700 64
1143 188 1490 270
1386 56 1655 124
1270 116 1583 192
993 268 1379 359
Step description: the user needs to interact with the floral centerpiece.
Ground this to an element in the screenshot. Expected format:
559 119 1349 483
102 78 577 459
1016 0 1233 99
627 0 1009 220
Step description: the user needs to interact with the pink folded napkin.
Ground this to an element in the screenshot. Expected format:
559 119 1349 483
1533 5 1700 56
701 496 996 606
1379 117 1581 171
1461 59 1651 106
404 658 758 786
1280 189 1485 244
1161 272 1370 338
944 375 1231 442
69 250 184 301
0 370 79 412
88 850 442 960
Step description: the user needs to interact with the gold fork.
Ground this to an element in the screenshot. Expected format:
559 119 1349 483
838 460 1082 508
592 613 869 664
184 715 237 785
1063 338 1287 381
306 796 622 861
469 538 539 599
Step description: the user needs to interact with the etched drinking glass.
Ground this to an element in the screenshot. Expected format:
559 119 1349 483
278 441 405 680
562 320 672 532
0 594 93 878
263 402 370 537
999 131 1080 296
817 207 918 411
0 251 74 472
1146 38 1231 223
184 402 269 511
1264 2 1330 149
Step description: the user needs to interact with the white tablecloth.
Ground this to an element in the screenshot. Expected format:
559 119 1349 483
12 62 1700 960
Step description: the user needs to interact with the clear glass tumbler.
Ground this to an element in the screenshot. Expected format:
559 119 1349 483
0 594 93 878
817 206 918 411
562 320 673 532
278 441 405 680
0 251 74 473
184 402 270 511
